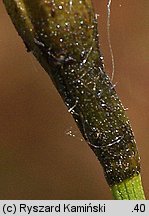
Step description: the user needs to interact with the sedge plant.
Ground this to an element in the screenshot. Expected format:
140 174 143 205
3 0 146 199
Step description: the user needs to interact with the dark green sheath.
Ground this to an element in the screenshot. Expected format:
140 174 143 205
3 0 140 186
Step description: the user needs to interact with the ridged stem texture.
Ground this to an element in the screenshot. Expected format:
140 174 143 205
3 0 145 199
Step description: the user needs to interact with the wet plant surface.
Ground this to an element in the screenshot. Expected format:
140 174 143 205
0 1 148 199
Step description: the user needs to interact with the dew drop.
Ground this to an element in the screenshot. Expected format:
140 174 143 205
65 127 84 142
58 5 63 10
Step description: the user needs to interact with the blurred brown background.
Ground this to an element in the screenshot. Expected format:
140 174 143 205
0 0 148 199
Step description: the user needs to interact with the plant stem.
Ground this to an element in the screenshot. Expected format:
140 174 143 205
3 0 146 199
111 174 145 200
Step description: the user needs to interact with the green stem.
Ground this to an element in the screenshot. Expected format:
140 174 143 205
111 174 145 200
3 0 146 199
